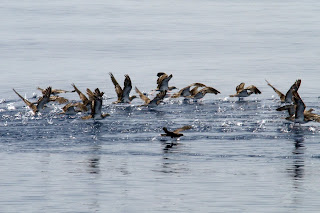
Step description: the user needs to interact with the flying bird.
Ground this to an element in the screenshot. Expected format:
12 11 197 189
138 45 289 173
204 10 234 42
161 125 192 138
60 102 87 115
156 72 176 91
82 88 110 120
13 87 52 114
109 72 136 104
189 86 220 100
265 79 301 103
37 87 72 96
284 90 320 124
230 83 261 99
71 83 91 110
135 86 167 107
171 83 207 98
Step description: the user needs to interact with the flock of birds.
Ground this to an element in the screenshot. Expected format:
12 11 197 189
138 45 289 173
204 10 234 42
11 72 320 139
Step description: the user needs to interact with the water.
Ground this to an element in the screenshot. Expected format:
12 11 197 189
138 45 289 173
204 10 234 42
1 0 320 212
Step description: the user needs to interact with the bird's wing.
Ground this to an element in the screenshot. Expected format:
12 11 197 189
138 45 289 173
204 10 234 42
190 86 200 96
236 83 245 93
304 109 318 122
199 86 220 95
157 72 166 77
62 102 74 112
245 85 261 94
109 72 123 101
94 88 104 97
171 85 190 98
265 80 285 101
173 125 192 134
41 86 52 98
13 88 38 113
276 104 295 116
72 83 89 104
289 79 301 92
52 89 71 94
50 96 69 104
156 74 168 88
285 79 301 102
182 83 207 97
190 83 207 87
162 127 171 134
293 90 305 120
122 74 132 97
86 88 95 101
135 87 150 104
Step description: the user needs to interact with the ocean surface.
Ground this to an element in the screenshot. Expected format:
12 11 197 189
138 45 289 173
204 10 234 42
1 0 320 212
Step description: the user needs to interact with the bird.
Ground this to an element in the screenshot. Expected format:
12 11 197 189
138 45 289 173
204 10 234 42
37 87 69 104
161 125 192 138
156 72 175 92
265 79 301 103
230 83 261 99
278 104 315 121
82 88 110 120
284 90 320 124
135 86 167 107
171 83 207 98
276 104 296 118
189 86 220 100
37 87 72 96
71 83 91 110
304 109 320 123
109 72 136 104
59 102 87 115
13 87 52 114
49 96 69 104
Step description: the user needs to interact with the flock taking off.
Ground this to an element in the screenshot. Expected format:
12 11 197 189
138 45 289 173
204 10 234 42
12 72 320 138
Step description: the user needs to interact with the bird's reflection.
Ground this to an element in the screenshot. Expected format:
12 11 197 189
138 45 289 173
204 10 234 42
86 143 102 174
87 157 101 174
159 140 189 174
287 127 305 189
85 155 101 213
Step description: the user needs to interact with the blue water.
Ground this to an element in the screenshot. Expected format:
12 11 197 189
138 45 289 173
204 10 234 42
1 1 320 212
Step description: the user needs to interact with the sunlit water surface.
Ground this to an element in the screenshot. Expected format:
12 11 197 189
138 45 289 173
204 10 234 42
1 0 320 212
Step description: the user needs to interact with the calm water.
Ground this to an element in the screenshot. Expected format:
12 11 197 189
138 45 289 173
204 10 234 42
1 0 320 212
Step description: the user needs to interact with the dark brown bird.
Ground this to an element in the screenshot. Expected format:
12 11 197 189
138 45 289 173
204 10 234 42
82 88 109 120
265 79 301 103
276 104 296 118
230 83 261 98
284 90 320 124
189 86 220 100
59 102 87 115
109 72 136 104
37 87 70 104
71 83 90 110
171 83 207 98
49 96 69 104
135 86 167 107
37 87 72 96
13 87 52 114
156 72 174 91
161 125 192 138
